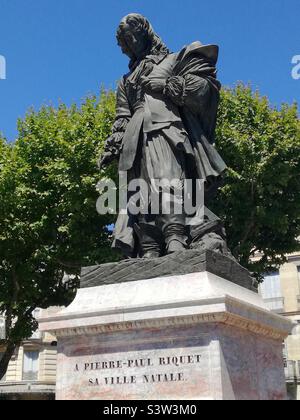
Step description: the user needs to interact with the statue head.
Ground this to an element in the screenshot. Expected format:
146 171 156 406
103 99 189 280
116 14 169 64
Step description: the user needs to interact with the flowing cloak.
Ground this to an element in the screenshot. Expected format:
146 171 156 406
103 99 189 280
103 41 227 255
168 42 227 183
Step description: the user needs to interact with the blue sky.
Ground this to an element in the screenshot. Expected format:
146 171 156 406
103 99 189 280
0 0 299 140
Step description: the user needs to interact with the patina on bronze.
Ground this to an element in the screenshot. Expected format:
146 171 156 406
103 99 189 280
100 14 229 259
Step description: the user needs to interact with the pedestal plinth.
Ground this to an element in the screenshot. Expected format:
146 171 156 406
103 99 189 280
39 252 292 400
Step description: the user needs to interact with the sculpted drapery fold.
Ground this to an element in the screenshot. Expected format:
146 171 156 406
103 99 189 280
100 14 229 259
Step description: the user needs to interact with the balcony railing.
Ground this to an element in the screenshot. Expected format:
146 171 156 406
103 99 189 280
22 371 38 381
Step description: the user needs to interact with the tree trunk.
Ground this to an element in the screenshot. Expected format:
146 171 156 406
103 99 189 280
0 341 17 381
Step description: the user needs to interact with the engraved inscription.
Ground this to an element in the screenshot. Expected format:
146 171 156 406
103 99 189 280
75 352 206 387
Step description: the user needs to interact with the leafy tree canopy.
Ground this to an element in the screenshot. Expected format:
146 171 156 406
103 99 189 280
214 85 300 275
0 84 299 379
0 91 119 379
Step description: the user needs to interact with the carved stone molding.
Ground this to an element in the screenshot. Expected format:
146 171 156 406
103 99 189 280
51 309 289 341
39 272 292 343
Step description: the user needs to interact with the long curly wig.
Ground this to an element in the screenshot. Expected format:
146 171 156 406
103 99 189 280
117 14 169 67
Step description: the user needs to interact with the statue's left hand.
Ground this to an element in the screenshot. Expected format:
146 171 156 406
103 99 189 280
141 76 166 94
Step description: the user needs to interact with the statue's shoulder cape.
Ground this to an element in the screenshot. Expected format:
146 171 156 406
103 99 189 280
177 41 219 66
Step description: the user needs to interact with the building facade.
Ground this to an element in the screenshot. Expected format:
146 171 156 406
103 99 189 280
259 253 300 400
0 310 56 400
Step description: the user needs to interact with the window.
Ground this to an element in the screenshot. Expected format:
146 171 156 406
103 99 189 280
0 318 5 340
0 352 6 382
297 267 300 309
285 360 296 380
283 343 288 368
297 266 300 289
259 271 284 312
23 351 39 381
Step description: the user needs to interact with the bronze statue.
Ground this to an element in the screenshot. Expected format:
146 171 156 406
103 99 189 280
100 13 229 259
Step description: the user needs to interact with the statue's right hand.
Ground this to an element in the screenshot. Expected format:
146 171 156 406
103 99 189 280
98 152 113 170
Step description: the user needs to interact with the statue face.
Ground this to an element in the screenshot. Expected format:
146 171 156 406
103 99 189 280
118 27 148 60
117 36 134 59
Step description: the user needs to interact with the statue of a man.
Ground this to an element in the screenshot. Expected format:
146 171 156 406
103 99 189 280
100 13 228 259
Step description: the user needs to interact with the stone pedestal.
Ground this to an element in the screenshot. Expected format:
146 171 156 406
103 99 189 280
39 252 292 400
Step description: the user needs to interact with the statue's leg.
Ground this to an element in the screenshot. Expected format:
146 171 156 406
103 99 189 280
151 148 188 255
134 216 162 259
158 183 188 254
139 128 190 256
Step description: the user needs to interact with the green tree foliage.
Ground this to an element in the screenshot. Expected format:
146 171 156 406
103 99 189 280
0 91 119 379
214 84 300 275
0 85 299 379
